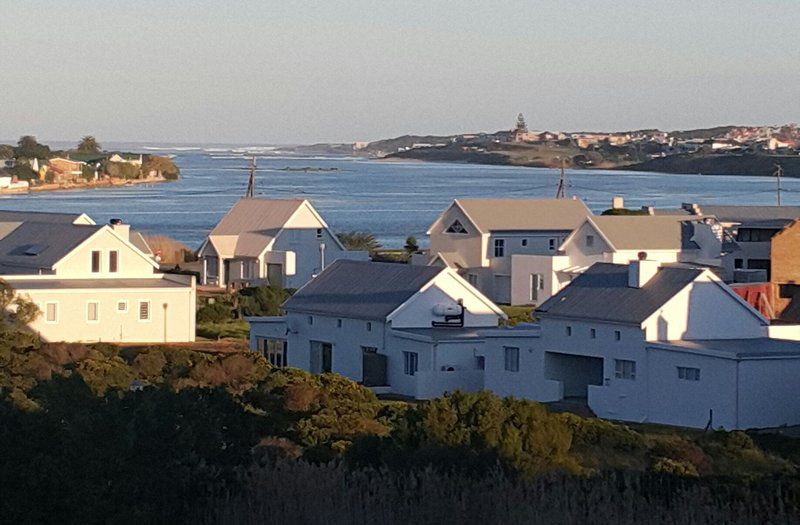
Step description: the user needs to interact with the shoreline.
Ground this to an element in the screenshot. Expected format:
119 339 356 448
1 176 171 195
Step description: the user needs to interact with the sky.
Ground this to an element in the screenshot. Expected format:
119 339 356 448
2 1 800 144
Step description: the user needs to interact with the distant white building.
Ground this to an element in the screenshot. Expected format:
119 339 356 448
484 260 800 430
198 198 368 289
248 260 505 399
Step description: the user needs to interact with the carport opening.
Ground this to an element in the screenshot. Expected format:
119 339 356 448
544 352 603 400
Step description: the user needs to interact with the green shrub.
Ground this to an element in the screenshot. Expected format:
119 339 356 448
196 321 249 340
651 456 699 477
237 285 293 317
197 302 233 323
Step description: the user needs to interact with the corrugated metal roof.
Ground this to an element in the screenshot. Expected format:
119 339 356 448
697 205 800 224
0 222 102 272
537 262 703 324
283 260 443 320
0 210 87 224
589 216 703 250
455 198 591 233
208 198 306 258
652 339 800 358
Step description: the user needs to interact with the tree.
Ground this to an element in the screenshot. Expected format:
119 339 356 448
14 136 50 160
77 136 101 153
0 145 13 160
337 231 381 253
404 236 419 254
141 156 180 180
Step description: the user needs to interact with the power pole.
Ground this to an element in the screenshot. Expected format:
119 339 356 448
555 158 567 199
246 155 256 198
775 163 784 206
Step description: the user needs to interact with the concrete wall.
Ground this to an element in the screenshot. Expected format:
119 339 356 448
14 275 195 343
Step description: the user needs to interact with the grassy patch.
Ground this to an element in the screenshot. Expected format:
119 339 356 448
197 320 249 340
500 305 535 326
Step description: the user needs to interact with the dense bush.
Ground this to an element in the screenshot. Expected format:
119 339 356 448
197 302 233 323
237 284 294 317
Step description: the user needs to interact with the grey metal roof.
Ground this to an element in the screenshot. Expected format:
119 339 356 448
696 205 800 224
6 278 188 290
652 338 800 358
589 216 704 250
283 260 443 320
0 210 88 224
537 262 703 324
0 222 102 273
455 198 591 233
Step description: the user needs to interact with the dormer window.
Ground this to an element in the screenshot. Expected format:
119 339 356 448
445 220 468 234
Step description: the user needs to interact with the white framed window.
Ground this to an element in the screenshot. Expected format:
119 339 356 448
403 351 418 376
445 220 468 234
91 250 101 273
615 359 636 380
494 238 505 257
262 338 288 367
109 250 119 273
45 302 58 323
117 300 128 313
138 301 151 321
585 235 595 248
529 273 544 302
504 346 520 372
467 274 478 286
677 366 700 381
86 301 100 323
548 238 558 251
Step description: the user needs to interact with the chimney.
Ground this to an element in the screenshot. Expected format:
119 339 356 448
612 196 624 209
110 218 130 241
628 252 659 288
641 205 655 215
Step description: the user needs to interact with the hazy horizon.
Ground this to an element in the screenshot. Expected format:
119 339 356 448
3 1 800 144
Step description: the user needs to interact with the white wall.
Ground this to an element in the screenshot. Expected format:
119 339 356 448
738 358 800 429
510 254 572 306
54 227 157 279
428 204 488 269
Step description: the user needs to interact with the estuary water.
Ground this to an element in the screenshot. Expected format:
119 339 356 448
0 144 797 249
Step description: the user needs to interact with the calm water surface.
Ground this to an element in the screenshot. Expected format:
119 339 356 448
0 144 796 249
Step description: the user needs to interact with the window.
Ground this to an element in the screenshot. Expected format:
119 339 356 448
45 302 58 323
117 300 128 313
91 250 101 273
308 315 314 325
366 321 372 332
529 273 544 302
521 239 528 247
548 238 557 251
316 228 323 239
263 339 288 367
337 319 342 328
109 251 119 273
566 326 572 336
445 220 468 234
475 356 485 370
87 301 99 322
403 352 419 376
467 274 478 286
138 301 151 321
590 328 596 339
585 235 595 248
361 346 377 353
494 238 505 257
614 330 621 341
614 359 636 380
504 346 520 372
734 258 743 269
678 366 700 381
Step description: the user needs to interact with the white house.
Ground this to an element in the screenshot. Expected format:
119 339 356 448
421 198 593 305
484 259 800 430
198 198 368 289
508 214 723 306
247 260 506 399
0 210 195 343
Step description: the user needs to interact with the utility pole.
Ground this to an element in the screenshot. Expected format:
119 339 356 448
775 163 784 206
245 155 256 198
555 158 567 199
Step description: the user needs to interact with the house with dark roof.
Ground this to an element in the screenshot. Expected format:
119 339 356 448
198 198 368 289
247 260 505 399
484 259 800 429
0 210 195 343
421 198 593 304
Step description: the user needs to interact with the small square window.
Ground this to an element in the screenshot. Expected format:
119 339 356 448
566 326 572 336
337 319 342 328
316 228 323 239
678 366 700 381
366 321 372 332
614 330 621 341
308 316 314 325
590 328 596 339
117 301 128 313
586 235 595 248
138 301 150 321
615 359 636 380
521 239 528 247
548 238 557 251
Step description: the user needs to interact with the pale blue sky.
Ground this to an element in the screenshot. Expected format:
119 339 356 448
2 1 800 144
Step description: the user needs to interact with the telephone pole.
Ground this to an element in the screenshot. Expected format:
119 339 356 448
245 155 256 198
555 158 567 199
775 163 784 206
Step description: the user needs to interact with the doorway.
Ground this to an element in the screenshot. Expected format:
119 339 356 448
544 352 603 400
310 341 333 373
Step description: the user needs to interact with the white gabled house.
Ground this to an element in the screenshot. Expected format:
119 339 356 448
421 198 593 305
198 198 368 289
248 260 506 399
484 259 800 430
0 210 196 343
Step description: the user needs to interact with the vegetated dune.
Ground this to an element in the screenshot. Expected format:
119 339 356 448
143 234 194 264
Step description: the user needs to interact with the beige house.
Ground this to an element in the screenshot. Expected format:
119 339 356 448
198 198 368 289
0 211 195 343
421 198 593 304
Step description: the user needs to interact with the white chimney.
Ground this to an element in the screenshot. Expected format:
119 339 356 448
612 196 625 209
628 256 660 288
110 218 130 241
